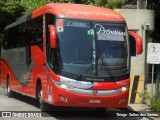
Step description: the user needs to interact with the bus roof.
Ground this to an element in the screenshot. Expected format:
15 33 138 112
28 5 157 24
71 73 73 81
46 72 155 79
32 3 125 21
5 3 125 30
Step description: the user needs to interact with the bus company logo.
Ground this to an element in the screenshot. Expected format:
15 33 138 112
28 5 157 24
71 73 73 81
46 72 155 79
93 90 98 95
86 77 105 82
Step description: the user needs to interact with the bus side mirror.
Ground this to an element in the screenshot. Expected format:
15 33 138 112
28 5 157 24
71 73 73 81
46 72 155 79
48 25 56 48
129 31 143 55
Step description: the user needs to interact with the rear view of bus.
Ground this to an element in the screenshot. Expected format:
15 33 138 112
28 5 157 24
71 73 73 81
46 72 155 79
0 3 142 111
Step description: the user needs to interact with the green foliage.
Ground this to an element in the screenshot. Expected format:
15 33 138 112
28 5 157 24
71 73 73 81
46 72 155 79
0 0 25 31
21 0 128 14
150 96 160 111
94 0 107 6
2 1 24 16
0 0 25 48
126 0 137 4
138 91 151 100
73 0 128 8
107 0 128 9
21 0 50 14
22 0 75 14
138 92 160 111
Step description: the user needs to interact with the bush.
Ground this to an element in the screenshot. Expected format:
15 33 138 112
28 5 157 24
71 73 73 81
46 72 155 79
150 96 160 111
138 92 160 111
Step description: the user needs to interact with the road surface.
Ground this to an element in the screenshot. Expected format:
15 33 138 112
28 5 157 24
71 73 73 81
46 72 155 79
0 85 155 120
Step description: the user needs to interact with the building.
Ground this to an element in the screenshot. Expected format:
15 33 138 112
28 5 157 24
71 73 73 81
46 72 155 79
115 1 155 103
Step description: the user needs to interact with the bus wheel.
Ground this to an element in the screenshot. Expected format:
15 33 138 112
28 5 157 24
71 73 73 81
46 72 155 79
6 76 13 97
37 86 48 111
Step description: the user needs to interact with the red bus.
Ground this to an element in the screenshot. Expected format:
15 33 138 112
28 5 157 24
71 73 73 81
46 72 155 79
0 3 142 111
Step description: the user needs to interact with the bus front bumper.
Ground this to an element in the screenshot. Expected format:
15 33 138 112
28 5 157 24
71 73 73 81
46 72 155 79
50 85 129 108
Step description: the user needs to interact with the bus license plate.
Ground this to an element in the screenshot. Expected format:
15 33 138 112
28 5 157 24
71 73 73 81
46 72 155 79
89 99 101 103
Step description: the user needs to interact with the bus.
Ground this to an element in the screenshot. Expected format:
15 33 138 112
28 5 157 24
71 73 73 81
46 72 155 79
0 3 142 111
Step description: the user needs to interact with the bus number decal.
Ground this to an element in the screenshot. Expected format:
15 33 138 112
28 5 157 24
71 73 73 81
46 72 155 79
65 21 90 28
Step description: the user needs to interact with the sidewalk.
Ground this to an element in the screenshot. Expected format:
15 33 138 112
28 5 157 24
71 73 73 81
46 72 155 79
129 104 160 120
129 104 151 111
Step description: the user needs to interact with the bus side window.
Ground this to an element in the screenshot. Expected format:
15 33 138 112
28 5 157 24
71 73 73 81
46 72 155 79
4 27 17 49
27 16 43 50
129 35 136 56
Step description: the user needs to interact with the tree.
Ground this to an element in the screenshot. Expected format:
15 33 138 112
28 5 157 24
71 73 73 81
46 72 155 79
21 0 74 14
0 0 25 31
21 0 128 14
0 0 25 47
21 0 51 14
147 0 160 42
107 0 128 9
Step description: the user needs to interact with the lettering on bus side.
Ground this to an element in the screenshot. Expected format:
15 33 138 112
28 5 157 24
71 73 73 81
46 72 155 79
64 10 120 19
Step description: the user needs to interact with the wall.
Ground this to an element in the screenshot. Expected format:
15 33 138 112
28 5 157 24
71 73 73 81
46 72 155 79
115 9 155 103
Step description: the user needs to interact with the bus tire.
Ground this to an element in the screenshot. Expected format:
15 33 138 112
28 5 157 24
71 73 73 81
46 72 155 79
37 82 48 111
39 90 48 111
6 76 13 97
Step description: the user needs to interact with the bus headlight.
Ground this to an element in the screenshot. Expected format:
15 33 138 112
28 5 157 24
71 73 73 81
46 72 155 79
121 86 127 92
60 84 68 89
117 86 129 93
53 80 74 91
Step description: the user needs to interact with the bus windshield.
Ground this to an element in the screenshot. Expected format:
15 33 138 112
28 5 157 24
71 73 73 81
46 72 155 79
55 19 129 80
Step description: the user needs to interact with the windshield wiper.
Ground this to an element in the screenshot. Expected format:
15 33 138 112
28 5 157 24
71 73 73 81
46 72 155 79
76 55 94 80
98 53 116 82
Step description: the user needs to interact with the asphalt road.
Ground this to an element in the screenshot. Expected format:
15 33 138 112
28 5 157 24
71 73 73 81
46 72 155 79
0 85 154 120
